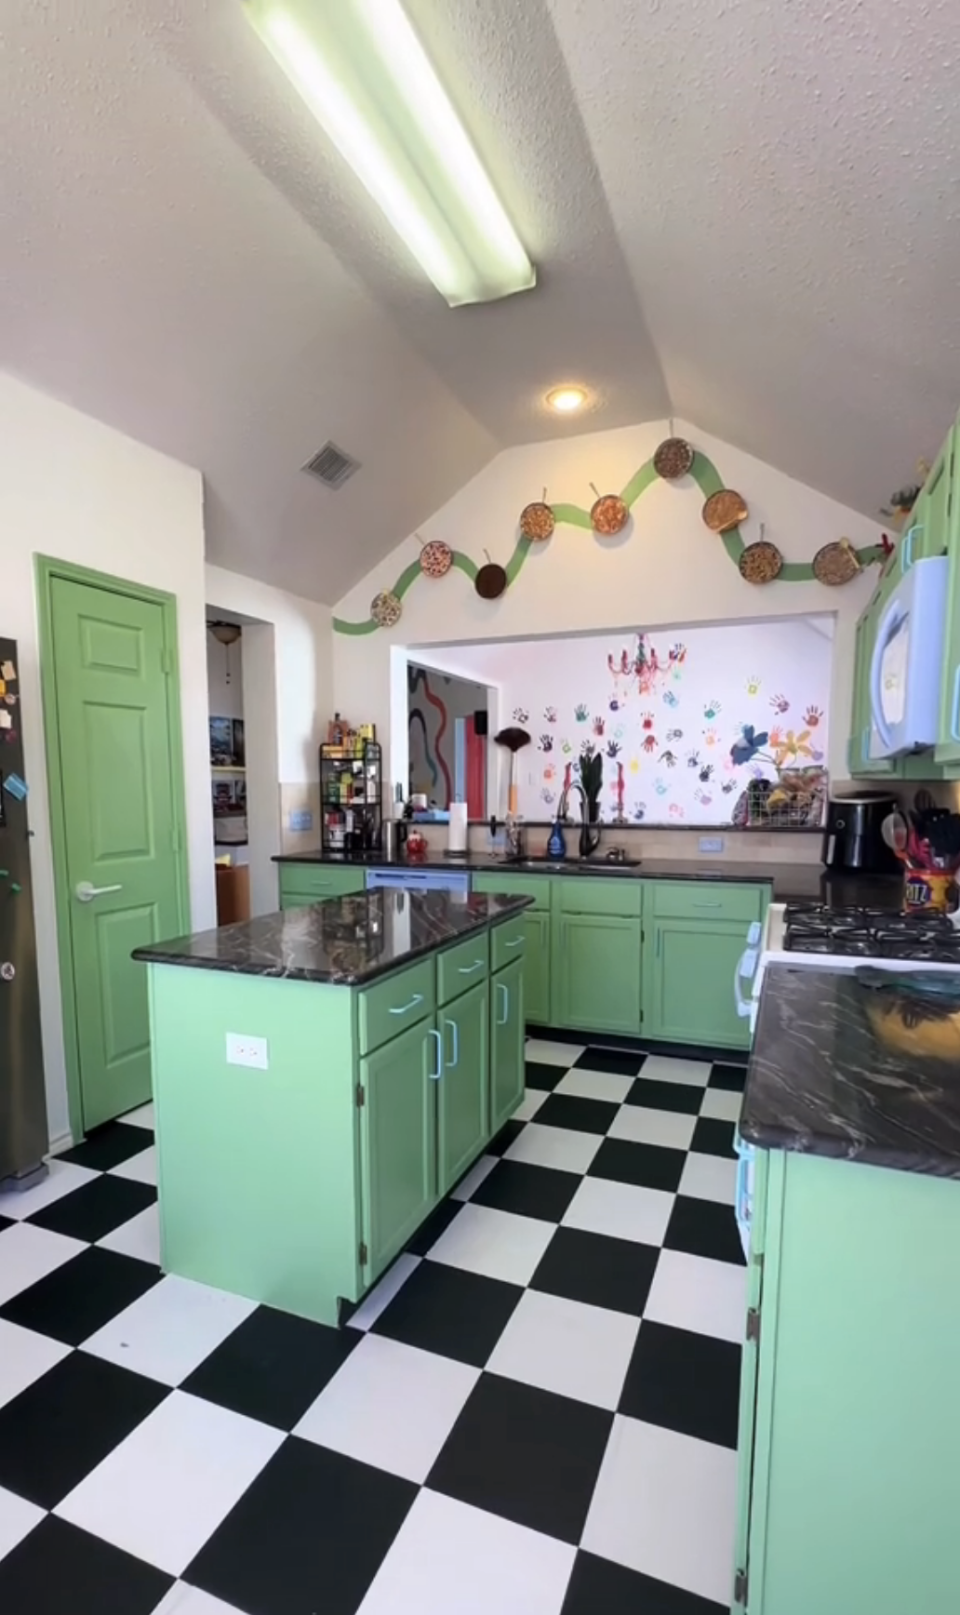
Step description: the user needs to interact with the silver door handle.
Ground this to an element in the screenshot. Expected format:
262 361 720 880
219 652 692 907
503 936 523 949
75 881 123 903
426 1027 443 1080
497 981 509 1025
444 1016 459 1068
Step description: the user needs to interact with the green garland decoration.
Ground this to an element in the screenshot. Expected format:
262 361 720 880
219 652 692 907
333 449 885 634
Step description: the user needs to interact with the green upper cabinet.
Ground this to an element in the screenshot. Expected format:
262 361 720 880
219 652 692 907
490 953 525 1134
934 422 960 770
358 1015 437 1282
437 980 488 1194
278 864 366 909
907 426 954 563
554 912 642 1037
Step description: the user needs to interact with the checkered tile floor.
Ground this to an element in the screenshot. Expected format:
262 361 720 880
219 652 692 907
0 1040 747 1615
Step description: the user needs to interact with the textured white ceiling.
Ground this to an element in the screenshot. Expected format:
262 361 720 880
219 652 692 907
1 1 956 602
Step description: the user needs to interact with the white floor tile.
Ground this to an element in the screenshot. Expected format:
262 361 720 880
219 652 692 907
96 1203 161 1265
562 1178 673 1247
109 1144 157 1185
635 1055 711 1088
358 1489 575 1615
525 1038 586 1068
504 1123 602 1175
56 1390 282 1576
645 1249 747 1343
487 1289 639 1410
678 1152 737 1206
451 1155 498 1202
608 1104 696 1152
554 1068 635 1104
118 1101 156 1130
428 1203 554 1286
0 1223 85 1306
514 1089 548 1122
0 1159 98 1220
0 1318 72 1411
347 1254 421 1332
296 1333 478 1483
583 1415 737 1604
154 1584 247 1614
700 1088 744 1124
81 1274 256 1385
0 1485 45 1562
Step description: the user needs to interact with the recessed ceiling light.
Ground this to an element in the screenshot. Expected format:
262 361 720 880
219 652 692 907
546 386 588 414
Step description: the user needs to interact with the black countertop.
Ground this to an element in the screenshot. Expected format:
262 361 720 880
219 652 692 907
272 849 904 909
133 891 533 987
741 963 960 1178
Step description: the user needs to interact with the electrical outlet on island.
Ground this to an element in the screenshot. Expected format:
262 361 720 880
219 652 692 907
226 1033 269 1070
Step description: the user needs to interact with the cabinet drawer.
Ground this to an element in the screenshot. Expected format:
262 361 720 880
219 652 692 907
278 864 366 901
491 916 528 972
557 877 642 918
472 872 550 910
647 880 766 924
360 959 436 1055
438 931 490 1005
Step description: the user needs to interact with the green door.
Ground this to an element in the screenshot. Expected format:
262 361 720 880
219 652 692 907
490 956 525 1134
554 913 642 1037
48 575 187 1131
856 595 898 777
438 980 488 1193
522 910 551 1024
645 917 750 1048
359 1016 437 1281
733 1148 769 1611
847 613 867 775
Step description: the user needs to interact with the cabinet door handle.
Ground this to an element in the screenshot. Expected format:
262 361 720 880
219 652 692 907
503 936 523 949
497 981 509 1025
444 1016 459 1068
692 900 722 909
389 992 424 1016
951 665 960 742
901 523 921 572
426 1027 443 1080
458 959 484 975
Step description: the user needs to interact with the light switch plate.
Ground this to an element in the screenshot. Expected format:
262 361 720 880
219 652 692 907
288 809 314 832
699 836 724 854
226 1033 268 1069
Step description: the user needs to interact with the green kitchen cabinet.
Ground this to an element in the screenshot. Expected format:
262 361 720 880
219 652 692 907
849 592 899 778
520 909 551 1024
278 862 366 909
359 1015 438 1281
490 954 525 1134
906 424 954 563
554 911 642 1037
644 916 755 1049
437 980 489 1194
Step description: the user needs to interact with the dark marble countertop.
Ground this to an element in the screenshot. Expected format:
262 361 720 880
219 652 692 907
742 962 960 1177
133 891 533 987
272 849 904 908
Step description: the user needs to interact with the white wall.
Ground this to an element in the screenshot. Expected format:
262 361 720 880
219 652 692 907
333 418 883 788
0 373 214 1144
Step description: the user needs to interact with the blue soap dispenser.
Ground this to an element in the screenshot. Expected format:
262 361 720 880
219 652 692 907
547 815 567 860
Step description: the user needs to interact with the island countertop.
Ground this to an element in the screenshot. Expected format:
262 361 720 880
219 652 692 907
741 962 960 1178
133 890 533 986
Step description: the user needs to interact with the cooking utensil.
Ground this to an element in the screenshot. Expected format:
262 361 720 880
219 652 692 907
812 539 861 586
589 484 629 536
738 540 783 584
702 488 748 532
494 725 531 817
653 437 694 480
881 813 908 860
475 550 508 600
519 490 555 542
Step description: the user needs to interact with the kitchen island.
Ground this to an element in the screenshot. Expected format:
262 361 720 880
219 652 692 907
133 889 532 1325
732 962 960 1614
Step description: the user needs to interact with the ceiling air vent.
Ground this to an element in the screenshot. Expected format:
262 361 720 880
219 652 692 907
302 441 360 490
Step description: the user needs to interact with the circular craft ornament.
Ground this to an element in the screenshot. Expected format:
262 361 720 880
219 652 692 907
418 536 453 578
653 437 694 480
370 590 402 628
702 488 749 532
589 483 629 536
474 550 508 600
738 540 783 585
519 489 555 542
812 539 861 586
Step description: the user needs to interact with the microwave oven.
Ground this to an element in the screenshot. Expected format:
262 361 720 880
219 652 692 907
868 555 948 758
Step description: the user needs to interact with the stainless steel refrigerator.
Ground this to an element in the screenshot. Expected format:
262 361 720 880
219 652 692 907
0 639 49 1187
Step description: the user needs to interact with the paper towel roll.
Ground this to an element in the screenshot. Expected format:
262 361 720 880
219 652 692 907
448 801 468 855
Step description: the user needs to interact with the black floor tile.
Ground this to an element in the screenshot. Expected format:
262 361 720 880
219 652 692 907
573 1047 646 1077
588 1138 686 1192
0 1246 161 1345
531 1226 659 1317
181 1305 359 1431
619 1320 742 1450
484 1118 526 1157
187 1437 417 1615
27 1174 156 1243
58 1121 154 1172
469 1159 581 1222
0 1516 173 1615
428 1373 613 1543
709 1061 748 1091
0 1214 14 1232
372 1260 522 1367
563 1549 727 1613
525 1059 570 1091
624 1078 703 1115
404 1195 463 1254
532 1093 619 1135
0 1350 167 1508
665 1195 745 1266
690 1117 737 1158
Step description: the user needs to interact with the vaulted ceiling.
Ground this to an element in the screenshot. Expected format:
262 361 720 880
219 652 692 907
3 0 958 603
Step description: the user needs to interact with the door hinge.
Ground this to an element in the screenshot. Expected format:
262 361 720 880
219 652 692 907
358 1241 368 1266
734 1567 748 1606
355 1083 365 1108
160 645 173 675
746 1306 761 1344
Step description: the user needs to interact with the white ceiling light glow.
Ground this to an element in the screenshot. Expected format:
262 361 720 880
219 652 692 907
242 0 536 308
546 386 588 413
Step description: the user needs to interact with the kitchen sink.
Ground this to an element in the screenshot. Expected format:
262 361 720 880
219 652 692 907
515 856 642 872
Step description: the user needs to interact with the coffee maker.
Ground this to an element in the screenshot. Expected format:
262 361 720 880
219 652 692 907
822 793 900 873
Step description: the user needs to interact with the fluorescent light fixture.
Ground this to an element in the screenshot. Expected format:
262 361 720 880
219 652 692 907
242 0 536 307
546 386 587 413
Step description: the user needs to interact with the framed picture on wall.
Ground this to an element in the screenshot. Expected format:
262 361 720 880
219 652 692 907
209 716 234 767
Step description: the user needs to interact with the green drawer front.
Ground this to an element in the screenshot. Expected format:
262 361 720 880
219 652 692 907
491 916 528 972
278 864 366 900
438 932 490 1005
647 880 767 924
360 959 436 1055
472 872 550 910
557 877 643 917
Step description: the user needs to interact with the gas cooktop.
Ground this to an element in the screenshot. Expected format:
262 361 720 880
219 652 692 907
783 904 960 963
